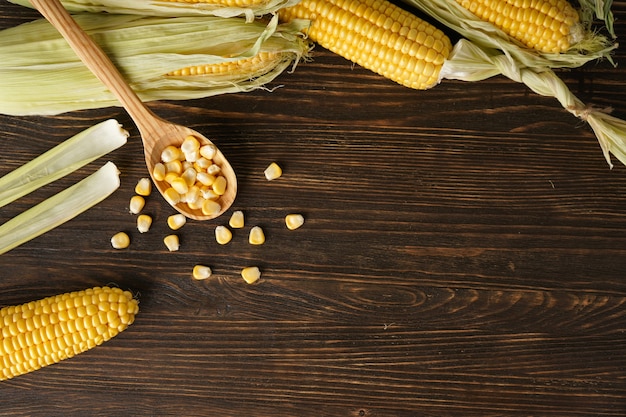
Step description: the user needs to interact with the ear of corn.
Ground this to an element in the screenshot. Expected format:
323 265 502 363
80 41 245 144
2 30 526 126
404 0 615 68
454 0 581 53
9 0 301 22
0 14 310 116
1 286 138 381
278 0 452 90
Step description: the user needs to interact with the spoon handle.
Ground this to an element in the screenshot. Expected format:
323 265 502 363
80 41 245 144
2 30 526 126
30 0 160 135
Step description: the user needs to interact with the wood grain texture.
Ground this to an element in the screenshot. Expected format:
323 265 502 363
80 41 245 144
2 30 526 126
1 2 626 416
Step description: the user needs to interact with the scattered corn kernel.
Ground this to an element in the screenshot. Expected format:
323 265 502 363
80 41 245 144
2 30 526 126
111 232 130 249
129 195 145 214
137 214 152 233
264 162 282 180
229 210 244 229
241 266 261 284
212 176 227 195
285 213 305 230
202 200 221 216
167 214 187 230
249 226 265 245
135 177 152 196
215 225 233 245
164 234 180 252
192 265 212 280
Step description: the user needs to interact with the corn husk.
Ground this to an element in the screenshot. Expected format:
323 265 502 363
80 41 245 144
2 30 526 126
0 119 128 208
0 14 311 116
0 162 120 255
404 0 625 168
9 0 300 22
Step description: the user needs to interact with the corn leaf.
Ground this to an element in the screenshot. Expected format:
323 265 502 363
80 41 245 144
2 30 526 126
0 162 120 255
0 14 310 116
9 0 301 22
0 120 128 208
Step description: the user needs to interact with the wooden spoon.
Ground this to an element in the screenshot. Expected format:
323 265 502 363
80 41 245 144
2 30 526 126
31 0 237 221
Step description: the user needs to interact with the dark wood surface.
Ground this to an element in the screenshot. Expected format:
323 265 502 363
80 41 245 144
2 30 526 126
1 2 626 416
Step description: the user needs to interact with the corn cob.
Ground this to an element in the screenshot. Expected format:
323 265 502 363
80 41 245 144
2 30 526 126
1 287 138 381
278 0 453 90
0 14 310 116
454 0 582 53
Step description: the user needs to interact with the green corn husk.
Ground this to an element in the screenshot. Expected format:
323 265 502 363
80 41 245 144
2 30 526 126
9 0 300 22
0 14 311 116
0 162 120 255
403 0 625 168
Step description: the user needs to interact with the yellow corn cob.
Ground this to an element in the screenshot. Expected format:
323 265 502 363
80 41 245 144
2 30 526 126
278 0 452 90
454 0 581 53
1 287 139 381
166 52 280 77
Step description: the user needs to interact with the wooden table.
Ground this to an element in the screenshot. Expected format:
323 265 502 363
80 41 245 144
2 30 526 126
1 2 625 416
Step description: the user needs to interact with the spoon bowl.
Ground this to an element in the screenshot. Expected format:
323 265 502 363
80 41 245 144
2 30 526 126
31 0 237 221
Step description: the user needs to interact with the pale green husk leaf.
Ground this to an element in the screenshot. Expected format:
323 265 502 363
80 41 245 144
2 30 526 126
9 0 301 22
439 40 626 168
0 120 128 208
0 162 120 255
0 14 311 116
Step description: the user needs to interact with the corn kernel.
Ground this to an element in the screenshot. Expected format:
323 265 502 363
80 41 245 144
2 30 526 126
264 162 282 180
192 265 212 280
164 172 180 185
196 172 215 186
129 195 145 214
194 157 212 170
153 163 166 181
167 214 187 230
165 160 183 174
215 225 233 245
163 187 181 206
161 145 181 163
135 177 152 196
181 167 197 187
181 135 200 154
202 200 221 216
249 226 265 245
137 214 152 233
201 187 220 201
111 232 130 249
171 177 189 195
285 214 305 230
241 266 261 284
163 234 180 252
199 144 217 160
212 175 227 196
207 164 221 175
229 210 244 229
